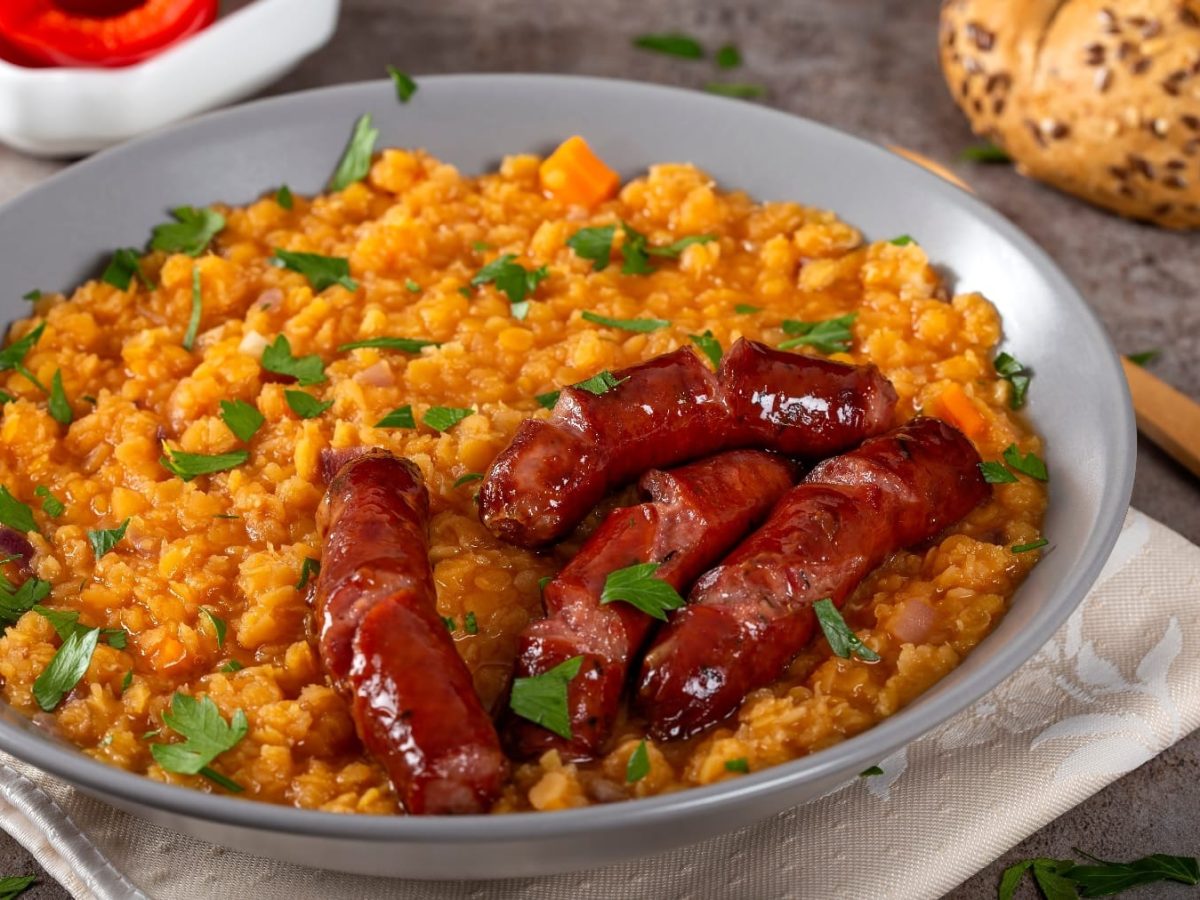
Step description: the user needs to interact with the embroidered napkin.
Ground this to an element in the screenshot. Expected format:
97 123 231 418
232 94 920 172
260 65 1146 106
0 508 1196 900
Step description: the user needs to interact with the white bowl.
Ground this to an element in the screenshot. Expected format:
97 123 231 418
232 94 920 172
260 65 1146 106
0 0 339 157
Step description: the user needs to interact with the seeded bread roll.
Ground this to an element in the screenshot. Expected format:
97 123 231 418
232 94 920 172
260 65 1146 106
939 0 1200 229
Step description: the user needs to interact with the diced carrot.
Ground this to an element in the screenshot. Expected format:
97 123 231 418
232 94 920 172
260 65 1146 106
539 136 620 208
935 383 987 440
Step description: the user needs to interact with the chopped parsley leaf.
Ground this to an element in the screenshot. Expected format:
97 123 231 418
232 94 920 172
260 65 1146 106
329 113 379 191
48 370 72 425
0 486 36 534
219 399 264 443
33 626 100 711
0 390 11 405
284 390 333 420
470 254 549 309
34 486 63 518
567 225 616 271
632 33 703 59
201 609 226 646
689 330 723 368
101 248 152 291
960 142 1011 164
150 693 248 793
734 303 762 314
619 223 714 275
296 557 321 591
538 576 551 593
581 310 670 333
1002 444 1049 481
0 578 50 627
724 758 750 773
270 249 358 293
260 334 326 385
994 352 1031 410
0 323 45 375
87 519 129 559
600 562 685 621
405 279 421 293
0 875 36 898
220 660 243 673
183 267 203 351
889 234 915 246
453 473 483 488
275 185 294 210
457 286 473 298
160 448 249 482
978 461 1017 484
779 312 857 354
121 670 133 693
471 241 493 252
535 390 560 410
1126 349 1160 367
442 616 456 632
32 605 82 641
387 66 418 103
150 207 226 257
464 611 478 634
813 598 880 662
509 655 583 740
1012 538 1049 554
860 765 884 777
705 82 767 99
338 336 439 353
375 405 416 429
422 406 474 432
22 290 41 302
626 740 650 783
999 851 1199 900
574 371 627 396
715 43 741 69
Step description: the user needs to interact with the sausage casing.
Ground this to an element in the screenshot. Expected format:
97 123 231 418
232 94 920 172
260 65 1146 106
636 417 990 741
316 449 507 814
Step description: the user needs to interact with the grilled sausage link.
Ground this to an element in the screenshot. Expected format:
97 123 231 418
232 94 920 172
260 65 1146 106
508 450 797 760
315 449 507 814
479 338 897 548
635 417 990 741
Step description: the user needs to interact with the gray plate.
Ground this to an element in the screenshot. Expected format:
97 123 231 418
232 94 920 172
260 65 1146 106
0 75 1134 880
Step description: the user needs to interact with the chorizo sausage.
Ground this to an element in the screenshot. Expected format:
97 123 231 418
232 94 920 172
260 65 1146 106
478 339 897 548
508 449 797 760
635 417 990 741
315 449 507 814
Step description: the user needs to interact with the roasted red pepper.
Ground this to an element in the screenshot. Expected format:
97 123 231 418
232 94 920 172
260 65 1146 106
0 0 217 68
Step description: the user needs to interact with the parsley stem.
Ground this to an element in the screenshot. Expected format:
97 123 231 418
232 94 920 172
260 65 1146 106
199 766 243 793
15 365 46 395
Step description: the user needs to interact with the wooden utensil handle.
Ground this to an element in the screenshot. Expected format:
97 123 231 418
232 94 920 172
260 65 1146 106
1122 358 1200 479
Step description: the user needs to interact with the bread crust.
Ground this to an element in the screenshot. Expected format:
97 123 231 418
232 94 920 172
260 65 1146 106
940 0 1200 229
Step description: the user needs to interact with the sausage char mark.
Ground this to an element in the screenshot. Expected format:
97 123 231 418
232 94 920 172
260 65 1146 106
635 417 990 741
315 449 507 814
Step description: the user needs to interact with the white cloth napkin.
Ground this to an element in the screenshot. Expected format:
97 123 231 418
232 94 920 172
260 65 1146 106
0 508 1196 900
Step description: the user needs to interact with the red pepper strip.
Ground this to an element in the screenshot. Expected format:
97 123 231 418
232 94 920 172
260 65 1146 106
0 0 218 68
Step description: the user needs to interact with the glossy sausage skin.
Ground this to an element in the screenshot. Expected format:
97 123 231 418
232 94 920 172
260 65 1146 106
636 417 990 741
478 339 898 548
508 450 797 760
315 449 507 814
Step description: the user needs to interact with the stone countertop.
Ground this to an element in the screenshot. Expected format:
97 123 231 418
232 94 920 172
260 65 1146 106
0 0 1196 896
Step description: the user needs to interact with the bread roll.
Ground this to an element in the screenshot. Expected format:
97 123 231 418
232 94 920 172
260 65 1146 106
939 0 1200 229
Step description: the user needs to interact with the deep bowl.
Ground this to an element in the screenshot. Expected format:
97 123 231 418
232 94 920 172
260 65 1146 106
0 75 1134 879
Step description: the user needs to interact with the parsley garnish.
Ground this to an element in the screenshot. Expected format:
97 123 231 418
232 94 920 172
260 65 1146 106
581 310 670 333
270 250 358 293
508 655 583 740
626 740 650 783
538 576 552 592
1003 444 1049 481
619 223 715 275
34 486 63 518
1012 538 1049 554
22 290 41 302
1126 349 1160 367
0 390 11 405
724 758 750 773
201 608 226 646
375 405 416 429
0 875 36 898
566 225 616 271
87 519 129 559
470 254 549 311
889 234 915 246
405 279 421 293
33 626 100 711
423 406 473 432
48 370 72 425
979 461 1018 484
296 557 320 590
441 616 456 632
220 660 243 673
715 43 741 68
535 390 560 410
338 336 439 353
121 670 133 692
284 390 332 419
860 765 884 777
0 486 36 534
961 142 1011 164
150 693 248 793
994 352 1031 409
33 605 124 648
599 562 685 621
160 448 249 482
219 399 264 443
329 113 379 191
705 83 766 99
999 851 1199 900
813 598 880 662
471 241 493 252
260 334 326 385
779 312 857 354
464 610 478 634
150 207 226 257
689 330 723 367
574 371 627 396
0 578 50 627
453 473 483 488
183 267 203 351
633 33 703 58
734 303 762 314
0 323 45 379
387 66 418 102
101 249 151 291
275 185 294 209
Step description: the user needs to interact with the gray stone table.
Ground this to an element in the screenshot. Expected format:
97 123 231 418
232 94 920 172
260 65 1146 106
0 0 1196 896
